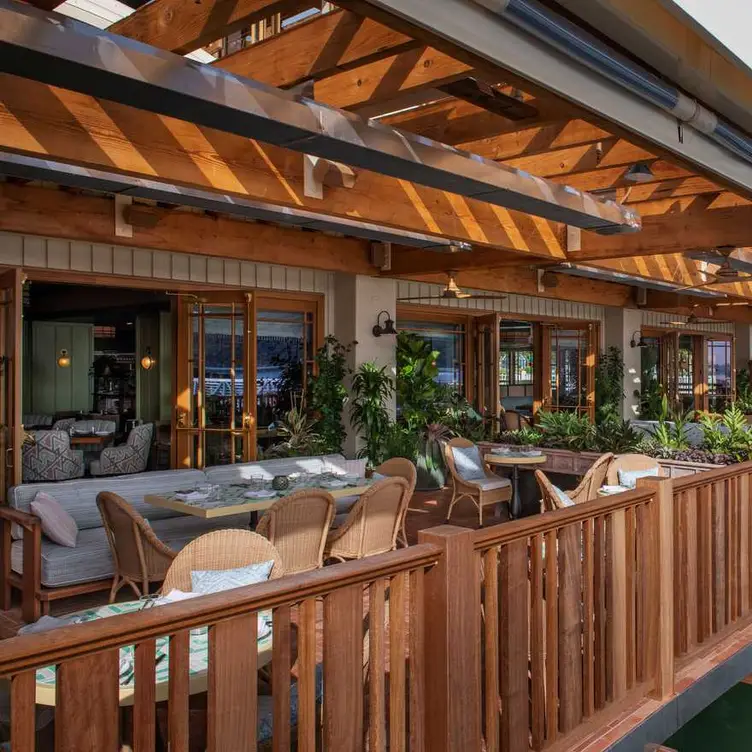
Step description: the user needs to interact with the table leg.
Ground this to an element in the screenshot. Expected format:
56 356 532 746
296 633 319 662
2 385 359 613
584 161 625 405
510 465 522 520
250 510 258 529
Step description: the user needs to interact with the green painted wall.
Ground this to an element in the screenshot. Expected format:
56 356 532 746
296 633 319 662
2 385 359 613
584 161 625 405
29 321 93 415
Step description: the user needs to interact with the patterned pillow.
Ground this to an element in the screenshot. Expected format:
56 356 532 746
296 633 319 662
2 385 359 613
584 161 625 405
618 467 659 490
191 560 275 595
552 485 575 508
30 491 78 547
451 445 487 481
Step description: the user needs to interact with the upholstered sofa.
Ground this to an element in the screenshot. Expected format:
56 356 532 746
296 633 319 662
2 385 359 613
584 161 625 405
0 454 349 622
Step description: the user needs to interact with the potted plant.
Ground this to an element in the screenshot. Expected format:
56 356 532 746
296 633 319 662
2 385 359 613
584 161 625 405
350 361 394 468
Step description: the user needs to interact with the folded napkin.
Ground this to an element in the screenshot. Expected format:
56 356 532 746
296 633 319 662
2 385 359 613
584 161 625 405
174 491 209 502
17 614 87 635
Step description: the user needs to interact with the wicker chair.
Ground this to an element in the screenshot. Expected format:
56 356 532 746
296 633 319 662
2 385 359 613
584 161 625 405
536 453 614 512
324 477 409 562
255 489 334 574
444 438 512 525
500 409 530 431
96 491 177 602
606 453 661 486
375 457 417 548
162 529 285 593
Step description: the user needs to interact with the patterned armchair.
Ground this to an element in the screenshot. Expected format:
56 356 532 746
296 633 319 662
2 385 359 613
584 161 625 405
22 430 84 483
90 423 154 477
52 417 76 432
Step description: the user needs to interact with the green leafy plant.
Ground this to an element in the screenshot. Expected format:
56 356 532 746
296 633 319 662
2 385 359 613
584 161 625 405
595 346 625 424
308 335 353 453
535 410 596 452
262 399 321 459
350 362 394 464
498 427 543 446
594 417 642 454
639 378 664 421
648 395 691 451
395 331 442 429
737 369 752 413
699 403 752 461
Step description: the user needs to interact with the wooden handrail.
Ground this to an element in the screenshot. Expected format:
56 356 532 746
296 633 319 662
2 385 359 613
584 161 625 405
672 459 752 491
473 487 655 551
0 543 441 676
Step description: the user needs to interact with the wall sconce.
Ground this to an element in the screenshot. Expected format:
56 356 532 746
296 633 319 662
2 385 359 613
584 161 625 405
56 349 71 368
140 347 156 371
629 331 647 348
372 310 397 338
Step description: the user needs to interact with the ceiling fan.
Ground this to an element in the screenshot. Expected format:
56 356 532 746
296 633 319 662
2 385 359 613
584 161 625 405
397 271 507 302
678 247 752 292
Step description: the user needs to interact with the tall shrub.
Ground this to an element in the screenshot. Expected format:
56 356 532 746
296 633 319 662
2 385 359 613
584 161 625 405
308 336 352 453
350 362 394 464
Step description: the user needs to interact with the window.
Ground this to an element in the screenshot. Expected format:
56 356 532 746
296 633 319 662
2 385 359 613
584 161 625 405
399 319 466 394
707 338 733 413
499 320 535 417
549 328 591 414
677 334 695 413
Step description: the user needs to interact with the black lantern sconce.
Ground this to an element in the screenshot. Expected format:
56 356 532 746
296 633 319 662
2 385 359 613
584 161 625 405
372 310 397 338
629 331 648 348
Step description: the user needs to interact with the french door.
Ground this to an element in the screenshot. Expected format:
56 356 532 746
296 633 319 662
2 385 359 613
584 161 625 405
174 292 255 468
0 268 23 498
173 290 321 468
475 313 500 431
541 323 597 420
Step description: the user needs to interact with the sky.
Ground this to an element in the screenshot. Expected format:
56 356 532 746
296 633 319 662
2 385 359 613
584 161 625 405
670 0 752 71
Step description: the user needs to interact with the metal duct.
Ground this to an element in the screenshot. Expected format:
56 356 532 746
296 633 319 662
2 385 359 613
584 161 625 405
473 0 752 165
0 152 461 249
0 1 638 235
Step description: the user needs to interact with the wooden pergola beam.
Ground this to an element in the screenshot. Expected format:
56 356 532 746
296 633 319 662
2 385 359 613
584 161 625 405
388 248 537 277
0 182 377 274
0 74 569 259
644 291 752 323
108 0 307 54
215 9 419 88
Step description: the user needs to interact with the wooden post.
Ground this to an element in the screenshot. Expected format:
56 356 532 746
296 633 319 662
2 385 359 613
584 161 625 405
640 476 675 700
419 525 481 752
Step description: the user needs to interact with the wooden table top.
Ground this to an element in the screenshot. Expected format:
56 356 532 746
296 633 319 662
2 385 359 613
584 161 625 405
69 434 113 446
145 482 371 519
484 453 547 466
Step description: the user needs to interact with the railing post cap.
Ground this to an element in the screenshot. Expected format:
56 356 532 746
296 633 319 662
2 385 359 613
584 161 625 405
418 524 475 544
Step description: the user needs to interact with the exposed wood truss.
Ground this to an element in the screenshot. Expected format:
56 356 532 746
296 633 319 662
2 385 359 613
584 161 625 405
2 0 752 316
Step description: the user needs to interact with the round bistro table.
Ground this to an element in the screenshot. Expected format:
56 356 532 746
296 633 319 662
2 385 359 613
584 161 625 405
485 453 547 519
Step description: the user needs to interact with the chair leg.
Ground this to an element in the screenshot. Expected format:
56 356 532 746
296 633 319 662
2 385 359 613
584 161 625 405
445 488 458 522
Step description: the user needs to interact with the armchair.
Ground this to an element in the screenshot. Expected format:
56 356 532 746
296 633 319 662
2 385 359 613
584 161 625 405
21 431 84 483
90 423 154 477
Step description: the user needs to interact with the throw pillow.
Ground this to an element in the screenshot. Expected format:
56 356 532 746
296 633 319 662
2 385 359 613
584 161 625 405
30 491 78 547
552 485 575 508
618 467 660 490
451 445 487 482
191 560 275 595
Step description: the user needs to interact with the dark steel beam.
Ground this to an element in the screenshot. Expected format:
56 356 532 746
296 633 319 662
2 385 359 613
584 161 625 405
0 0 639 235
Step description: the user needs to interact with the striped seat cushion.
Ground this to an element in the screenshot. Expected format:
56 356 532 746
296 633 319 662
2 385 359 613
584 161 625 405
11 512 251 587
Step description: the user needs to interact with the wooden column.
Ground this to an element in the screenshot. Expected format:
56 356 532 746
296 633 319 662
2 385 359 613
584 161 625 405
419 525 481 752
641 476 675 700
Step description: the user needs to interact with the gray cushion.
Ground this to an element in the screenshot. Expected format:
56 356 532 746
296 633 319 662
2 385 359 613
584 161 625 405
204 454 346 485
8 469 209 538
451 446 487 481
11 512 251 587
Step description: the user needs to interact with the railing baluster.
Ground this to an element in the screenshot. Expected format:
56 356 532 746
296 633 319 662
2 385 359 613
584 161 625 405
625 506 636 688
10 671 35 752
530 534 546 748
389 571 408 752
57 650 120 751
409 566 425 752
272 605 292 752
740 473 750 616
208 613 258 751
698 484 713 641
609 509 628 702
558 523 583 733
594 515 607 711
544 528 558 742
323 583 363 751
368 579 386 752
500 538 529 751
168 630 190 752
582 519 595 719
482 547 499 752
297 597 317 752
712 480 726 633
685 489 698 652
134 639 157 752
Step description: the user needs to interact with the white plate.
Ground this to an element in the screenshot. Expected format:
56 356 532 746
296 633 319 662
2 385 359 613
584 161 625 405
600 485 627 495
321 480 348 490
243 490 277 500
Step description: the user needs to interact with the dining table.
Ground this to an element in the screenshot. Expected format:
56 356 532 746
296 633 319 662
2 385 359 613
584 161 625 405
485 451 547 519
33 599 274 707
144 475 376 526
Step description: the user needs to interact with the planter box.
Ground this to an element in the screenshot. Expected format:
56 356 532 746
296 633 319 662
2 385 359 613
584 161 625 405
480 443 722 478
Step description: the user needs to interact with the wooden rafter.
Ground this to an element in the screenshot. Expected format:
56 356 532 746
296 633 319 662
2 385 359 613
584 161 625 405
0 74 568 259
215 9 419 88
108 0 308 54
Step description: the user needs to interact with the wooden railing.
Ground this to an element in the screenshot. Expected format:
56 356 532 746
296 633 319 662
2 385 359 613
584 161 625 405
5 461 752 751
672 464 752 662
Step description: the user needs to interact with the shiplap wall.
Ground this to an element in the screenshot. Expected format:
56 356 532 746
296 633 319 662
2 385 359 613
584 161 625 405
396 280 605 322
0 232 335 330
641 309 735 335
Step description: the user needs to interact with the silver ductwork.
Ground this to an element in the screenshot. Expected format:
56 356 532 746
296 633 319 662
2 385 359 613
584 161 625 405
473 0 752 165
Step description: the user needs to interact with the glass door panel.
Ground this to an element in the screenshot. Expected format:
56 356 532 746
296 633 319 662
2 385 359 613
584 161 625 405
544 324 595 418
677 334 695 413
475 314 500 431
499 319 535 420
706 337 733 413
